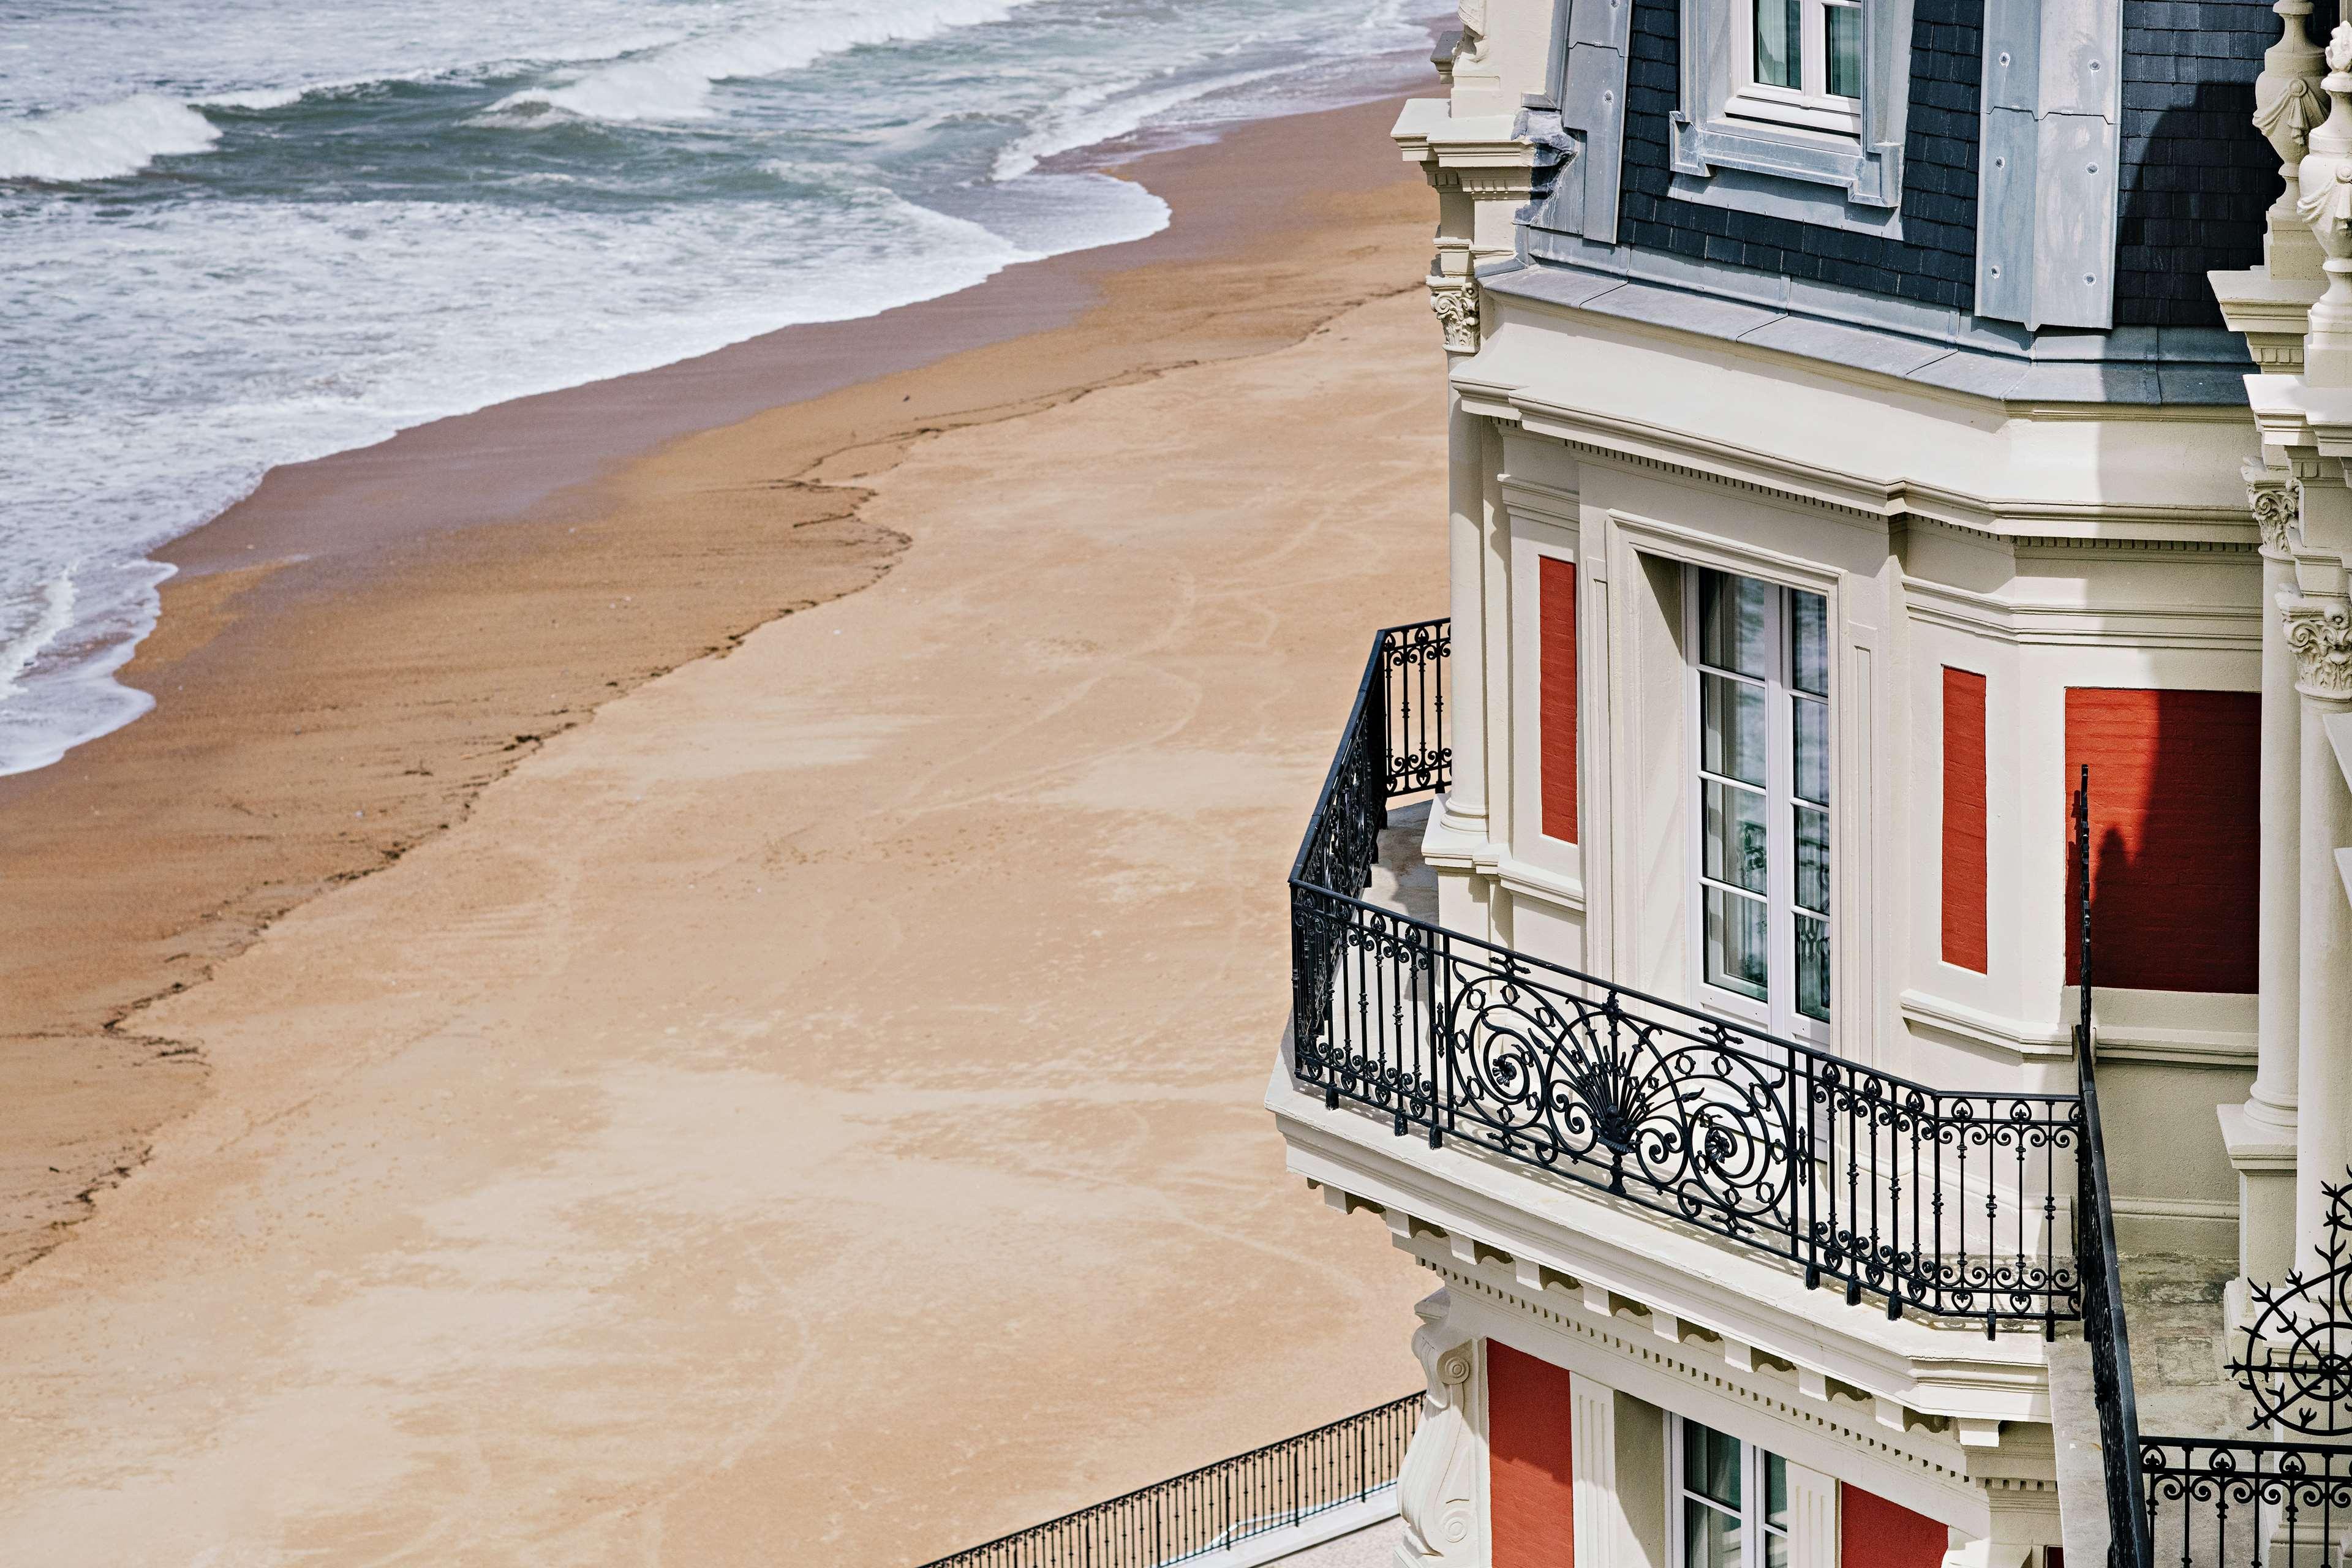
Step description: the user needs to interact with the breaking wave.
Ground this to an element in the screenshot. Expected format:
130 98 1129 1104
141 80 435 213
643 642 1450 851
491 0 1044 124
0 95 221 182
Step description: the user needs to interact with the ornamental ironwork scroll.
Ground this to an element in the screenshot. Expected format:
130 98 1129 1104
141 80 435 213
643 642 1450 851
2233 1175 2352 1435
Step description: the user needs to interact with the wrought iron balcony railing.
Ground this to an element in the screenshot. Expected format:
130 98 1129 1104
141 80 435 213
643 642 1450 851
2071 769 2152 1568
915 1396 1419 1568
1289 622 2084 1333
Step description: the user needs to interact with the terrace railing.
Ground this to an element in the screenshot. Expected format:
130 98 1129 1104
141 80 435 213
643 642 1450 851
916 1396 1420 1568
2071 771 2150 1568
1289 622 2084 1333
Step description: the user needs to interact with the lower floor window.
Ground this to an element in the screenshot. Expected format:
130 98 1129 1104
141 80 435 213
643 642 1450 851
1675 1416 1789 1568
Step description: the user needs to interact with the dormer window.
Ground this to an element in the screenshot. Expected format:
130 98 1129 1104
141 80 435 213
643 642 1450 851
1735 0 1861 135
1667 0 1910 219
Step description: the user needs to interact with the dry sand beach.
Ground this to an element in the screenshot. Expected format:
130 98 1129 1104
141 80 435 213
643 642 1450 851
0 97 1442 1561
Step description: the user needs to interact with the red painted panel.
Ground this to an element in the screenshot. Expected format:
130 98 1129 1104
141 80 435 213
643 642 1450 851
1540 557 1578 844
1839 1482 1948 1567
1488 1340 1576 1568
1942 668 1989 973
2063 688 2260 993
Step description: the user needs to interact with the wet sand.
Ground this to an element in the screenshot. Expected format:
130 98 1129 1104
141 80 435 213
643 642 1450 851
0 94 1441 1562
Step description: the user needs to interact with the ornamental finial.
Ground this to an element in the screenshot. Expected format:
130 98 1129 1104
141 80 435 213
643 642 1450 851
2298 39 2352 380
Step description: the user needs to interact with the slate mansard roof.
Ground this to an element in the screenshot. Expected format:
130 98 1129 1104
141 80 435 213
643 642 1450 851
1508 0 2296 401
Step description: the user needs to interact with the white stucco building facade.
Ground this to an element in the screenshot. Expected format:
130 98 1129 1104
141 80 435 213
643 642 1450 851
1269 2 2352 1565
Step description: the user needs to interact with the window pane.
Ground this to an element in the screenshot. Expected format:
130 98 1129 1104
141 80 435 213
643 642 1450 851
1706 781 1769 893
1797 914 1831 1022
1765 1535 1789 1568
1765 1451 1789 1531
1684 1422 1743 1509
1789 590 1828 695
1825 3 1861 99
1703 673 1768 786
1685 1499 1745 1568
1706 888 1771 998
1753 0 1800 88
1794 804 1828 914
1699 569 1770 677
1792 695 1828 805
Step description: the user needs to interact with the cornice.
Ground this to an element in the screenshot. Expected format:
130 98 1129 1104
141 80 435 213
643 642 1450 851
1461 383 2261 546
1267 1063 2053 1427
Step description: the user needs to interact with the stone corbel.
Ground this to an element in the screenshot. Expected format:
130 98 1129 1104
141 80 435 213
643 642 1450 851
2282 590 2352 699
2250 463 2304 558
1394 1287 1485 1568
1428 236 1479 355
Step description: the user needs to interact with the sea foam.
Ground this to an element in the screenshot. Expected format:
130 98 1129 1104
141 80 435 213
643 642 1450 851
0 95 221 182
493 0 1046 123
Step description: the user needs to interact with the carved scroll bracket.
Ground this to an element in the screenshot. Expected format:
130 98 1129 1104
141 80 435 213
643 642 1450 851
2248 461 2303 557
1394 1287 1486 1568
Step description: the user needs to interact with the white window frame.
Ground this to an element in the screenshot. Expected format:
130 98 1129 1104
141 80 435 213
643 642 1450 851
1668 0 1912 213
1687 565 1831 1046
1668 1415 1792 1568
1728 0 1863 136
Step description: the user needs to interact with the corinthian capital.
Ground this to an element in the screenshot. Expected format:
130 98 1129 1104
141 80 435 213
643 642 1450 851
2247 463 2302 555
1428 276 1479 354
2283 590 2352 699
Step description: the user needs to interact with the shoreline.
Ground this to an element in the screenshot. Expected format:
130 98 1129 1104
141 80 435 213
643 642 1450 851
0 92 1433 1278
0 81 1446 1561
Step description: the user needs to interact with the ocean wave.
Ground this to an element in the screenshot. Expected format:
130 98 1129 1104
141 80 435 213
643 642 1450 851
0 557 171 779
0 568 78 703
489 0 1044 124
991 62 1297 182
0 95 221 183
194 86 311 111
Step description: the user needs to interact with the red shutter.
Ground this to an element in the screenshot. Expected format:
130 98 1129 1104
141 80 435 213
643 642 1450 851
2063 688 2260 993
1488 1341 1576 1568
1839 1483 1948 1567
1941 668 1989 973
1541 557 1578 843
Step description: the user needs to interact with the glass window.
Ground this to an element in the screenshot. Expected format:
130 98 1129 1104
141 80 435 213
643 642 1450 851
1676 1419 1792 1568
1734 0 1863 134
1692 567 1831 1036
1752 0 1800 90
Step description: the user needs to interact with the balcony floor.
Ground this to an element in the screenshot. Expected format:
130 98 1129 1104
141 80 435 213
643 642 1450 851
1368 799 1437 926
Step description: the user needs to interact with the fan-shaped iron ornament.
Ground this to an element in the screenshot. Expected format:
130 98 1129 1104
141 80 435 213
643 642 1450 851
2233 1175 2352 1434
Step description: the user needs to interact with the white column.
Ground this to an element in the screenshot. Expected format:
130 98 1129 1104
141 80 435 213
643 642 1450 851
2255 488 2307 1131
2282 588 2352 1260
2223 473 2308 1311
1444 383 1487 834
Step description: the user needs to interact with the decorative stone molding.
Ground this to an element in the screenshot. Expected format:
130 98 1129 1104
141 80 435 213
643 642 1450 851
2282 590 2352 699
2297 25 2352 383
2258 0 2330 278
1428 275 1479 353
1394 1287 1484 1568
2248 462 2303 556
